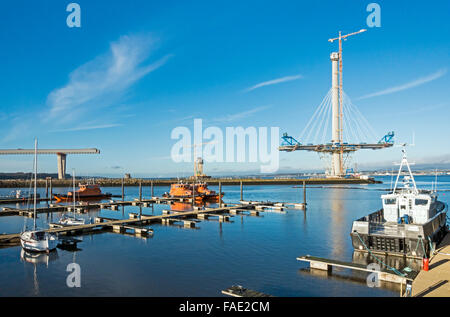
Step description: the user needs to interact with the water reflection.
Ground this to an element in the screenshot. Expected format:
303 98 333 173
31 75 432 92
20 249 59 296
352 250 422 272
20 249 59 266
329 188 348 258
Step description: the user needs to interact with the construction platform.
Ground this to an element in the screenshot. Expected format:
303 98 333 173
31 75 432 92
412 231 450 297
279 142 393 153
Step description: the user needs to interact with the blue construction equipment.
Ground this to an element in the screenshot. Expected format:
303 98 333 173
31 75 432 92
281 133 301 146
378 131 395 144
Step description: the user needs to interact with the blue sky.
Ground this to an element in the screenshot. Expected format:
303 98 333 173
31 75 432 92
0 0 448 177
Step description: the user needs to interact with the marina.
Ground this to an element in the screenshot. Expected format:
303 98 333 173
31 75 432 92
0 1 448 304
0 175 448 296
0 196 304 246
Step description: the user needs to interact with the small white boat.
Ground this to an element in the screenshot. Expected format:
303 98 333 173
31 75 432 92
58 169 86 226
21 230 58 253
21 138 58 253
59 215 86 226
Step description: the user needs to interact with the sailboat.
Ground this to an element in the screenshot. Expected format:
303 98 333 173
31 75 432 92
20 139 58 253
59 170 86 226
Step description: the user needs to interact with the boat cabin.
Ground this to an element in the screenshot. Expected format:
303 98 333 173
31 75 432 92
382 189 438 225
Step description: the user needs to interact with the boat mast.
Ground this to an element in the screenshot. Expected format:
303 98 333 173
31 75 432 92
33 138 37 231
73 169 76 216
393 146 418 193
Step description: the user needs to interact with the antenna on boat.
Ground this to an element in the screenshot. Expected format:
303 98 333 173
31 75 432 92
393 144 418 194
33 138 37 231
73 169 76 214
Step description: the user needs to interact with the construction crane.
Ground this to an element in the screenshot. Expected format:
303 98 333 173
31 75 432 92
279 28 394 177
328 29 367 176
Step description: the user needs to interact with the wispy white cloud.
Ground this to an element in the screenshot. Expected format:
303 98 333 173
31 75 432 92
1 34 171 143
357 68 447 100
45 34 172 123
244 74 302 92
211 105 271 123
50 123 123 132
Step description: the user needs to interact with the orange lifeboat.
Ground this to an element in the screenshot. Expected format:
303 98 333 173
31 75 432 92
54 183 112 202
163 182 223 202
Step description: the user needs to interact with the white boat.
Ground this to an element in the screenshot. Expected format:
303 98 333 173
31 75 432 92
21 230 58 253
58 169 86 226
59 215 86 226
350 146 448 258
21 139 58 253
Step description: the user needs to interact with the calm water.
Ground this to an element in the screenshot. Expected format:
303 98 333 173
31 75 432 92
0 176 449 297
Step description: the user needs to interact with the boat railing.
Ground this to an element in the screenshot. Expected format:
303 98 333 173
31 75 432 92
356 209 384 223
369 222 406 237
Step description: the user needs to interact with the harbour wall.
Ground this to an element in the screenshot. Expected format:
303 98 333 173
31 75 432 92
0 177 381 188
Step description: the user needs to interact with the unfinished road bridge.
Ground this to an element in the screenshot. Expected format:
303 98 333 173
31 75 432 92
279 29 394 177
0 148 100 179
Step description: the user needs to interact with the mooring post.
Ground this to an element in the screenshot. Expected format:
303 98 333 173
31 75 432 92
49 178 53 203
139 180 142 202
121 178 125 201
192 180 195 205
151 180 154 197
219 181 222 208
240 180 243 201
303 180 306 207
45 178 48 199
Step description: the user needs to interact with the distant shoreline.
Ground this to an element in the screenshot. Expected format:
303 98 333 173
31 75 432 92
0 177 381 188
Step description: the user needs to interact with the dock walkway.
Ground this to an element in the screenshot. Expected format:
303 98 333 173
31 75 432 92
0 198 305 247
297 255 418 284
0 197 189 218
0 204 248 245
412 231 450 297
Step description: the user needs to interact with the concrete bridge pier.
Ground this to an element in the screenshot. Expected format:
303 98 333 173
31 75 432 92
57 153 67 180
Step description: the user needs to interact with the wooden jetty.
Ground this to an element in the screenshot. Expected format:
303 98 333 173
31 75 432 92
0 203 252 246
0 195 306 247
297 255 418 285
221 285 274 297
412 231 450 297
240 200 305 210
0 197 192 218
0 197 51 205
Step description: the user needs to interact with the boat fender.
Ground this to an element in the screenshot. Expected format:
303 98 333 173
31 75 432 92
422 257 429 271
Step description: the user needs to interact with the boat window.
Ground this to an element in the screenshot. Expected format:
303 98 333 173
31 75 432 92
384 198 396 205
35 231 45 240
415 199 429 206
